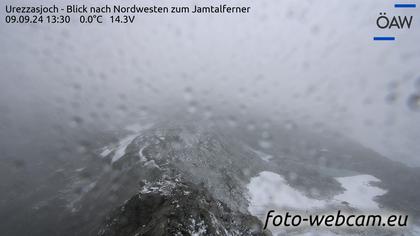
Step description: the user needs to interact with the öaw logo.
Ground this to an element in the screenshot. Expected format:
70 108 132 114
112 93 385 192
374 3 416 41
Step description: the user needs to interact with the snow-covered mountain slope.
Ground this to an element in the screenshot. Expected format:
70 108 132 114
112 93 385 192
2 122 419 235
78 122 418 235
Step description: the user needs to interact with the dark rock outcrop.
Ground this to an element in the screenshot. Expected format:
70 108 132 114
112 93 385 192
98 177 270 236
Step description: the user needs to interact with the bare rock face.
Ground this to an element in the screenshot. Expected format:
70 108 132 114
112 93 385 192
98 177 270 236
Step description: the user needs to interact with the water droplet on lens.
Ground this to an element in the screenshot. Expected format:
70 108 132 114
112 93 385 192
228 116 237 127
13 159 25 169
246 125 255 132
183 86 193 102
407 93 420 111
258 140 272 149
187 101 197 114
288 172 298 181
284 120 297 131
70 116 83 127
72 82 82 90
385 93 398 104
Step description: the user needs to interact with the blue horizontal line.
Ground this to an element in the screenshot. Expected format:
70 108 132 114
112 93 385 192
373 37 395 41
394 4 416 8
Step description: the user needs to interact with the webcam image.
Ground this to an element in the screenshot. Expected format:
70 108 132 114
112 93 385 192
1 0 419 235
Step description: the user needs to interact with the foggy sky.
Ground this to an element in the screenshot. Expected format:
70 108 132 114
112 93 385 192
1 0 419 165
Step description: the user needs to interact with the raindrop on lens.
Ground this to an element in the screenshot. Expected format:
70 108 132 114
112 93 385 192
407 93 420 112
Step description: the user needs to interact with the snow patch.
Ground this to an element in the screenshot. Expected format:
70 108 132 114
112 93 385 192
139 179 177 196
253 149 273 162
334 175 387 210
100 147 113 157
247 171 389 235
138 146 147 162
144 159 160 169
190 218 207 236
247 171 326 216
99 123 153 162
100 134 138 163
111 134 138 163
247 172 388 217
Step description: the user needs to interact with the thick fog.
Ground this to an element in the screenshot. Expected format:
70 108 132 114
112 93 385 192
1 0 419 169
